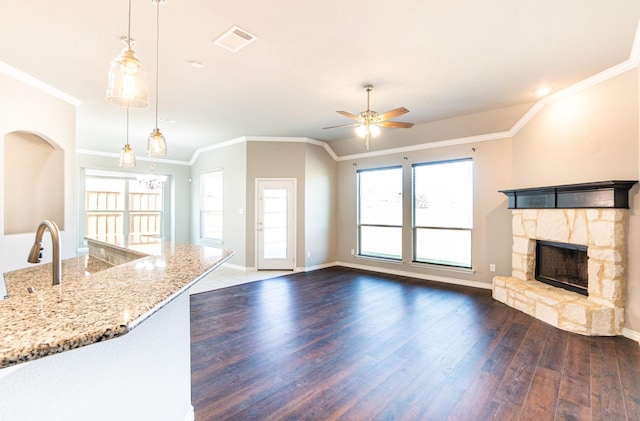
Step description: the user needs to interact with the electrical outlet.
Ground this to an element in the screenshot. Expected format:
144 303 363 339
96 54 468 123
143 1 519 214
307 250 311 258
350 249 355 255
489 264 496 272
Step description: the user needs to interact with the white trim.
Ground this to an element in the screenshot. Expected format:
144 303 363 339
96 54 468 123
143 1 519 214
0 60 81 106
182 405 195 421
303 261 340 272
622 327 640 345
189 136 247 165
76 149 191 166
255 178 297 270
409 262 475 275
336 261 492 290
335 131 512 161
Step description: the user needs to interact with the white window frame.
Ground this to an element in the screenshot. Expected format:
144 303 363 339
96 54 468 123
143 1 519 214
84 170 165 243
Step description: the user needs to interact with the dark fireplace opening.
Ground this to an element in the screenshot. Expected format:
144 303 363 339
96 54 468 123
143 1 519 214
535 240 588 296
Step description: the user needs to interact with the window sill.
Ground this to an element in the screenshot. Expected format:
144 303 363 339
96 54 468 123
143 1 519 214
199 238 223 247
355 255 404 265
410 262 475 275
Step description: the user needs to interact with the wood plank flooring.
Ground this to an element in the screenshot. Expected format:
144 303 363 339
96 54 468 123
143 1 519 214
190 267 640 420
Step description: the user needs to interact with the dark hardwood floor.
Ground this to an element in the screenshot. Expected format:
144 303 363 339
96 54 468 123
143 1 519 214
190 267 640 420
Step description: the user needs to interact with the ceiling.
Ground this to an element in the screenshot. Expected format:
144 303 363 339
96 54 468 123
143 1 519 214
1 1 640 161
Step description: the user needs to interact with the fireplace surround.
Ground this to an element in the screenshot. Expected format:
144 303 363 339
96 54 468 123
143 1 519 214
493 181 636 336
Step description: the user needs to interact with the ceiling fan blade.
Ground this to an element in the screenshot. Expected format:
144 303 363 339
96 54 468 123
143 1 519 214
336 110 361 120
323 122 360 129
377 121 414 128
377 107 409 121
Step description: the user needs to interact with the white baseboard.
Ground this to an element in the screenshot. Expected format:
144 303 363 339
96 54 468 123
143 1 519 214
303 261 340 272
622 327 640 345
182 405 195 421
334 261 492 290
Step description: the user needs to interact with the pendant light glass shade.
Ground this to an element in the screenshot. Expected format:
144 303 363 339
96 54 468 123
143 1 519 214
119 143 137 167
147 128 167 156
106 47 150 108
147 0 168 156
106 0 149 109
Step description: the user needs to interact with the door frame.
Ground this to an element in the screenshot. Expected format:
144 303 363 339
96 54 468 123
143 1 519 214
254 177 297 270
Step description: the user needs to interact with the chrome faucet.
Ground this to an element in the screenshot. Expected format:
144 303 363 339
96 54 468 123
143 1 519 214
27 220 62 286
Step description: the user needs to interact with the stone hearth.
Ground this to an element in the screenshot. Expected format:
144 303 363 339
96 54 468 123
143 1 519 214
493 208 627 335
492 181 636 336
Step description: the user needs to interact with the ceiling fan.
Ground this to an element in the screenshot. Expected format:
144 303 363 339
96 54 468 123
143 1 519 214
323 84 414 149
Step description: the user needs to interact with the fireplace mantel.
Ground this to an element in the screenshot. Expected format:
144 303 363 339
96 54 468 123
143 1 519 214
499 180 637 209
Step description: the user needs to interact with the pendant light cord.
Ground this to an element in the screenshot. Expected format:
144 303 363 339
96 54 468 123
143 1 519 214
154 0 160 129
126 107 130 146
127 0 132 49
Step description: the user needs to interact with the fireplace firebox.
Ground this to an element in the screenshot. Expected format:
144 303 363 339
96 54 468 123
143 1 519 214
535 240 588 296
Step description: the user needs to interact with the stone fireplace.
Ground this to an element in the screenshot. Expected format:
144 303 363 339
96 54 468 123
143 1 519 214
492 181 636 336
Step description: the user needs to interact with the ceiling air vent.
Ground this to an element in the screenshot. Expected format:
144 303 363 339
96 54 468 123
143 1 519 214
214 26 257 52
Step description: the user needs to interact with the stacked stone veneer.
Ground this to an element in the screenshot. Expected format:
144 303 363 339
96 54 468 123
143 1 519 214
493 208 627 336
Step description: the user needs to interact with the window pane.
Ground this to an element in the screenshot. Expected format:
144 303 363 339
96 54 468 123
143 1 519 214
201 211 222 240
263 188 288 259
200 170 223 240
414 160 472 228
85 178 125 211
85 175 164 241
359 167 402 225
360 226 402 260
85 177 126 238
415 228 471 268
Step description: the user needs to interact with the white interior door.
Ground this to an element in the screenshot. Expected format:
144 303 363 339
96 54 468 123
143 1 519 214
256 179 296 270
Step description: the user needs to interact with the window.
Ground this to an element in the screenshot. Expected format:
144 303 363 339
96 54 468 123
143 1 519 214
357 166 402 260
412 159 473 268
200 170 223 242
85 174 163 243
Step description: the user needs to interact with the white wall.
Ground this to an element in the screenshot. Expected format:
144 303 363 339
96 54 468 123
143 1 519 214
0 72 77 297
0 290 193 421
191 141 247 266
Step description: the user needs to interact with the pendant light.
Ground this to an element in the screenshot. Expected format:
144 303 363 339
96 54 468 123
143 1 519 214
147 0 168 157
119 108 137 167
106 0 150 109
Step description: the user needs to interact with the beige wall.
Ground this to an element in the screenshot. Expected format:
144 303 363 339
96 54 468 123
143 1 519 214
304 143 337 266
245 141 307 268
512 69 640 333
4 132 64 234
335 137 514 286
328 102 533 156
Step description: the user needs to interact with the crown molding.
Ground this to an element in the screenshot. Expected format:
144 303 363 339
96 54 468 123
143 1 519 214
189 136 338 164
0 60 81 106
76 149 191 166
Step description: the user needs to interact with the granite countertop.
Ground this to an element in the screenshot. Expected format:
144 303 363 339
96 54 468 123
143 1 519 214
0 238 233 369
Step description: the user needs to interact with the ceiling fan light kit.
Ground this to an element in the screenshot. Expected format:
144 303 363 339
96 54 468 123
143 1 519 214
324 84 414 149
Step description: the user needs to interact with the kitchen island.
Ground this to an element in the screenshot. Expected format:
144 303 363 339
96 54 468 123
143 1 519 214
0 236 233 421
